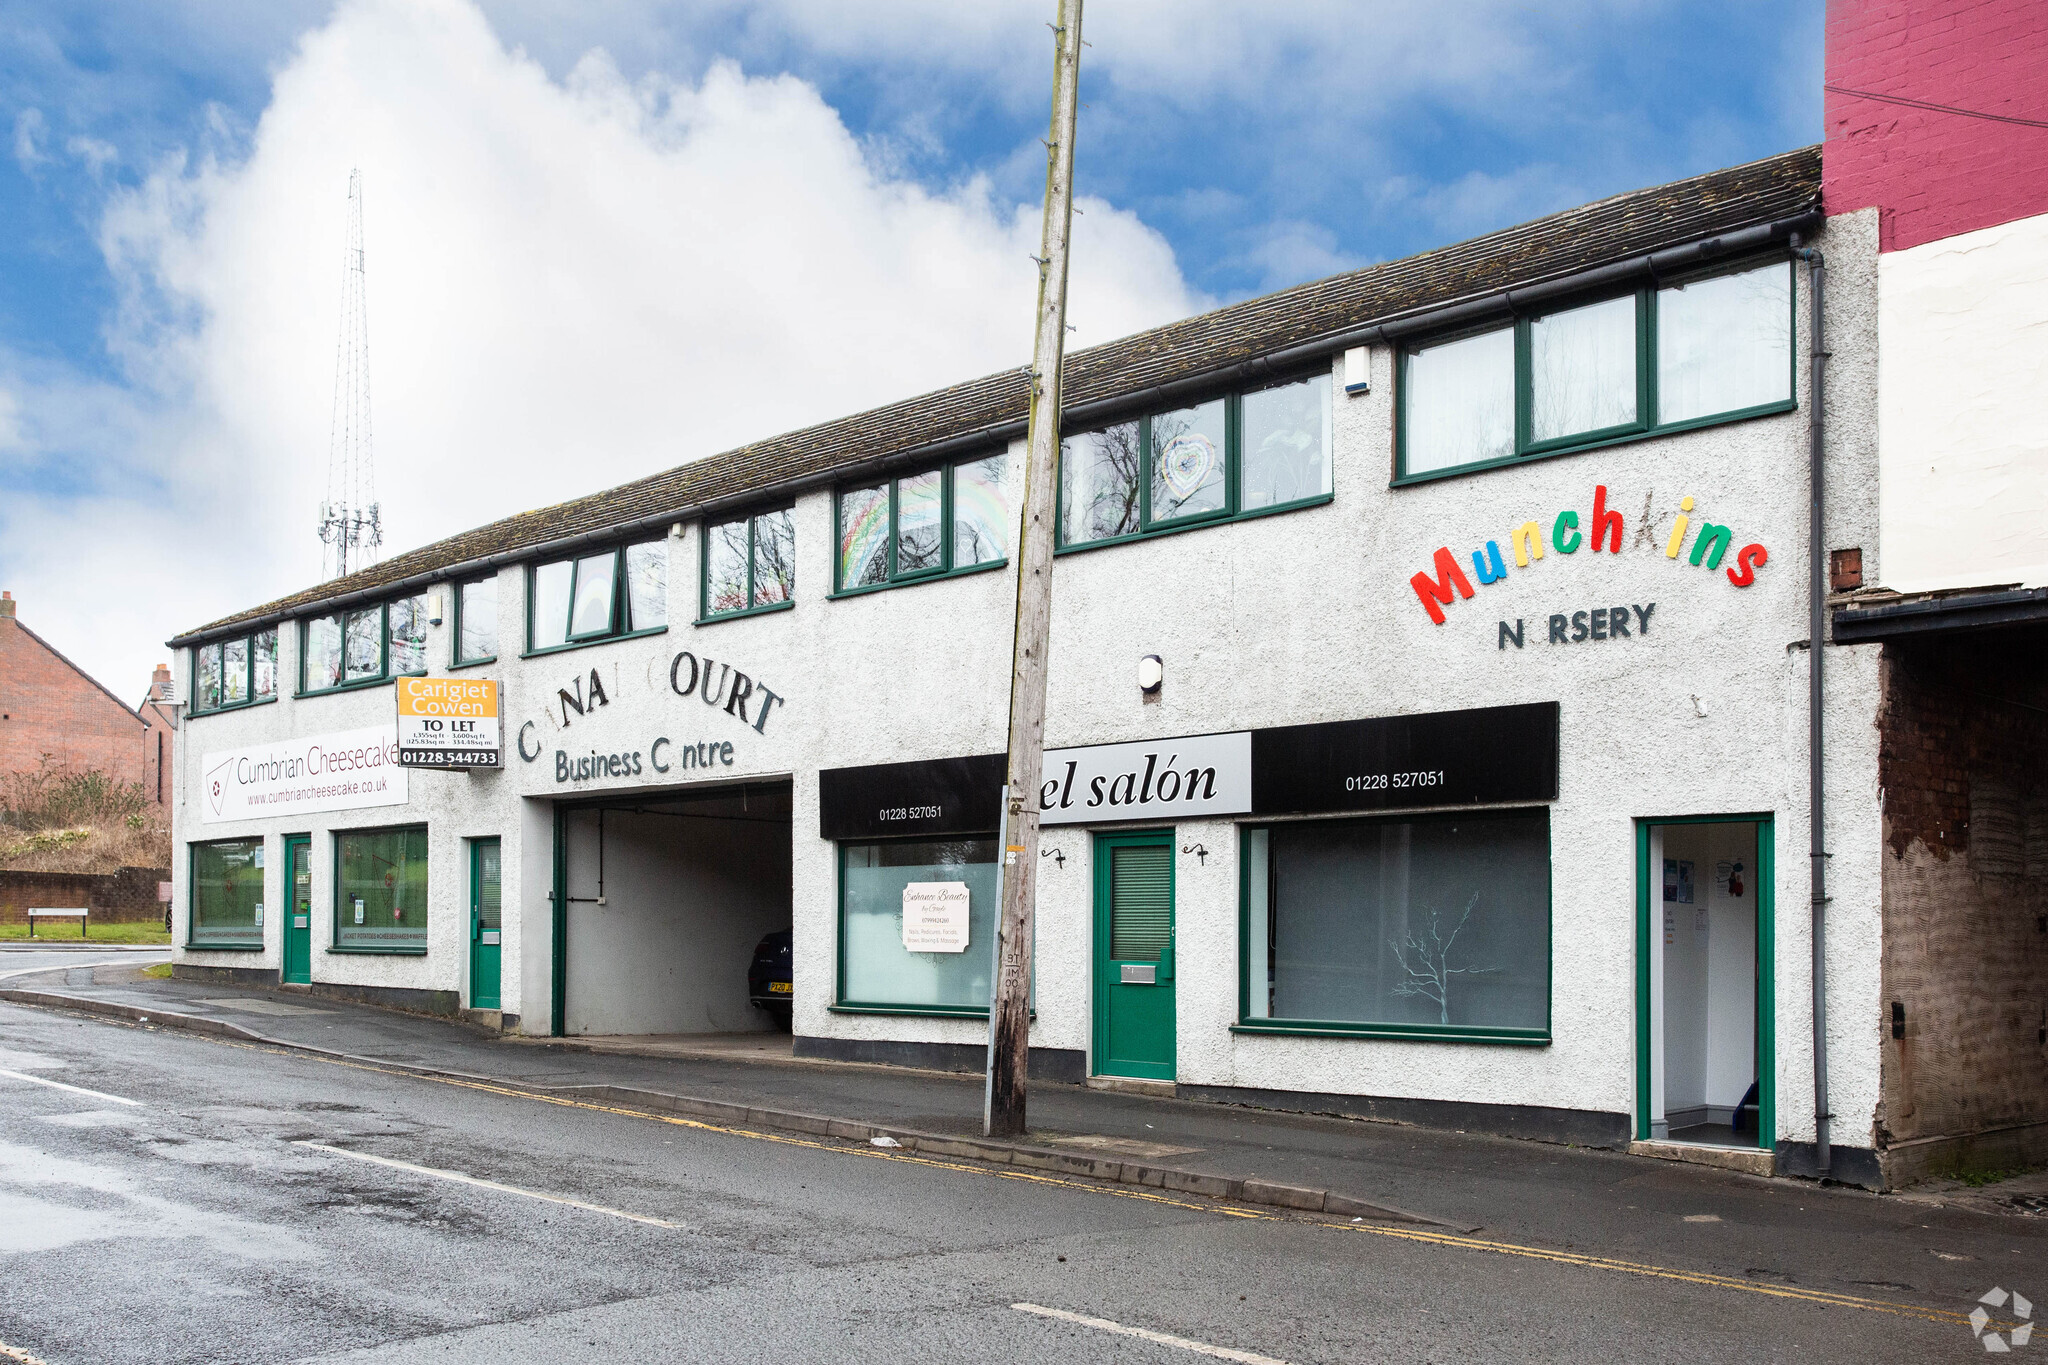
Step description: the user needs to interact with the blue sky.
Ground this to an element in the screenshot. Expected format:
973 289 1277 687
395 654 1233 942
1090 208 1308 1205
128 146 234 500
0 0 1822 697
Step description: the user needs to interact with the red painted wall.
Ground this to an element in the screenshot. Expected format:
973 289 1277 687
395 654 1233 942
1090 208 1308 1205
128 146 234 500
1824 0 2048 252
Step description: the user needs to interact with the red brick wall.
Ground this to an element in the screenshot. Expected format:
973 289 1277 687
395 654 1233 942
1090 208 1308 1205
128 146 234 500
0 612 149 791
1878 629 2048 1170
140 699 176 811
0 867 170 924
1824 0 2048 252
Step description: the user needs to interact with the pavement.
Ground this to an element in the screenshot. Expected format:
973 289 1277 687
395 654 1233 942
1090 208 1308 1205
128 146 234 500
1 961 2043 1343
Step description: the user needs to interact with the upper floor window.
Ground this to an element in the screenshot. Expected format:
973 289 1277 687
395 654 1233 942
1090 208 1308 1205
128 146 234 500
528 540 666 653
1058 372 1331 549
454 577 497 665
835 453 1009 594
702 508 796 621
192 629 278 714
300 596 428 695
1397 257 1793 483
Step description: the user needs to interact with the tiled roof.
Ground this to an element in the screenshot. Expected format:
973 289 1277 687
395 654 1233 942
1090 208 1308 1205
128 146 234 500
175 144 1821 643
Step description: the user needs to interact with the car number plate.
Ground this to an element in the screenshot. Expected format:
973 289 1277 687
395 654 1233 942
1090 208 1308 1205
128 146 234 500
767 981 792 994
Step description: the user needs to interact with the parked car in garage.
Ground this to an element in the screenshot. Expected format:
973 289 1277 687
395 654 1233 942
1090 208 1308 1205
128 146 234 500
748 928 793 1027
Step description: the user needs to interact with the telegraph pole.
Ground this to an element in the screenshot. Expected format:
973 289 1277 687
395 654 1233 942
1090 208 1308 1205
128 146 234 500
985 0 1083 1140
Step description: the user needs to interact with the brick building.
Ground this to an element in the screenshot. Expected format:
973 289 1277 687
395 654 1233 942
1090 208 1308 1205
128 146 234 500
0 590 168 807
138 663 179 811
1825 0 2048 1182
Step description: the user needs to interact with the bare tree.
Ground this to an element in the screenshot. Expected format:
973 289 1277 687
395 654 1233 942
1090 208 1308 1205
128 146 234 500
1390 893 1500 1025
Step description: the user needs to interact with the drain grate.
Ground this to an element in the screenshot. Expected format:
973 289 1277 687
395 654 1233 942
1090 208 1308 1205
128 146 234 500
2006 1194 2048 1216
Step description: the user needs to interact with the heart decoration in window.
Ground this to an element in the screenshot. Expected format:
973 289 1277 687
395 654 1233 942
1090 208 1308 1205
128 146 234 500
1160 432 1217 500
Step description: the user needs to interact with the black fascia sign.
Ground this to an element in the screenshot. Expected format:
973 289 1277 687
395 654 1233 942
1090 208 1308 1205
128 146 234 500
818 753 1006 841
1250 701 1559 816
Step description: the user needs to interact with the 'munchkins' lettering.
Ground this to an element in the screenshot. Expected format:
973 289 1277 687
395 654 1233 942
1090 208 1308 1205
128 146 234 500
1408 482 1770 624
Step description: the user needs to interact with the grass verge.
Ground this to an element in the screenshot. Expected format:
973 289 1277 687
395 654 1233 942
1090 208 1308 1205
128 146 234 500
0 921 172 944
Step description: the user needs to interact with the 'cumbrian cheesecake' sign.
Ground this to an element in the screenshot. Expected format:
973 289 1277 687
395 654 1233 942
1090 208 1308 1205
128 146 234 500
198 726 407 824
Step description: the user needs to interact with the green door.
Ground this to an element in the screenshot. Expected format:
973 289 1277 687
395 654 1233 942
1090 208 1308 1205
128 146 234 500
470 838 503 1010
282 836 312 985
1092 831 1176 1080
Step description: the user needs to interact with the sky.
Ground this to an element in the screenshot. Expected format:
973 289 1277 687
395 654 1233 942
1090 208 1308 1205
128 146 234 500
0 0 1822 703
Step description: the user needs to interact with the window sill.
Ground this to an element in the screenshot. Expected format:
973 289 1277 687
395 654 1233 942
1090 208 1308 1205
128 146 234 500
326 945 430 955
1230 1020 1550 1046
520 627 667 661
1392 399 1796 488
829 1002 1034 1020
297 671 426 701
189 696 280 719
182 941 264 952
829 558 1007 601
448 655 497 671
1054 493 1331 559
696 599 797 627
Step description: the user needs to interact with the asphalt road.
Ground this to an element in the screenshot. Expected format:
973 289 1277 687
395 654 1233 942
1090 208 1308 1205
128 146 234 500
0 1000 2034 1364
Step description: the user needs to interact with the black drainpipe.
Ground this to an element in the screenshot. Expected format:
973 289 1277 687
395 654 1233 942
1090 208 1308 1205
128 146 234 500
1793 234 1832 1175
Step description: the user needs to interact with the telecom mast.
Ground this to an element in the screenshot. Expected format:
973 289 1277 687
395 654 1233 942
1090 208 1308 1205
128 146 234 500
318 168 382 580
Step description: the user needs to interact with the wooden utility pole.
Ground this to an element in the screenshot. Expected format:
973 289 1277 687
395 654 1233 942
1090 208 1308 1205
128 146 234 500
985 0 1084 1140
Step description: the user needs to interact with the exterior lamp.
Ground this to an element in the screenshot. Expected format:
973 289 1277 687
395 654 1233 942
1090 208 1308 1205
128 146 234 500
1137 654 1164 694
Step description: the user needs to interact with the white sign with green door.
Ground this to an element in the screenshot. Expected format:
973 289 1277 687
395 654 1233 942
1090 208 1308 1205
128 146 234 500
1092 831 1176 1080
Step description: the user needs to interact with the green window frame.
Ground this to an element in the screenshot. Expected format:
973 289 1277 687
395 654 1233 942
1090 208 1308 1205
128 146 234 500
1054 371 1333 555
524 539 668 656
452 576 498 667
190 629 279 716
1394 256 1797 486
297 596 430 697
188 836 267 950
700 507 797 622
1234 806 1553 1046
330 824 430 954
832 453 1010 597
831 835 1014 1018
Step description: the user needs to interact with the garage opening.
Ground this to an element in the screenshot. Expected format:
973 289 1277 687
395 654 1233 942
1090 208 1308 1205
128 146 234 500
555 780 793 1039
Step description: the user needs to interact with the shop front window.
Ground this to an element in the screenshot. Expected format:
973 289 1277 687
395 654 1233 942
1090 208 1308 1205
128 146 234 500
1242 808 1550 1042
334 826 430 953
838 837 1000 1014
190 838 265 948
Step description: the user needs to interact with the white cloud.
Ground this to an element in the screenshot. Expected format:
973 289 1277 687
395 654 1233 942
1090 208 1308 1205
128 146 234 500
13 108 49 170
65 135 120 177
0 0 1202 701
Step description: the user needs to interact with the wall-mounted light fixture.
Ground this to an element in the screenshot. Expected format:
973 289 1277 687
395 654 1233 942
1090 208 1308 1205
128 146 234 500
1343 346 1370 396
1137 654 1164 694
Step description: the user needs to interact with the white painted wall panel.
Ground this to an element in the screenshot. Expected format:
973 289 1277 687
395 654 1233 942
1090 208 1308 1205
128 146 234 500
1878 210 2048 593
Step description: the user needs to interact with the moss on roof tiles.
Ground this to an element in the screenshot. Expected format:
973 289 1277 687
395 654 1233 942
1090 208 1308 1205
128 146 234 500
178 145 1819 642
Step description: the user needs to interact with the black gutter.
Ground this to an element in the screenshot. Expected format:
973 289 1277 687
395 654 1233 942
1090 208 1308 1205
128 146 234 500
1793 236 1831 1176
1832 586 2048 643
168 207 1822 651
